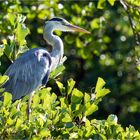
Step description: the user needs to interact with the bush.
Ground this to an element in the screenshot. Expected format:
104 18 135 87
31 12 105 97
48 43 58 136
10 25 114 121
0 76 139 139
0 1 140 130
0 0 140 139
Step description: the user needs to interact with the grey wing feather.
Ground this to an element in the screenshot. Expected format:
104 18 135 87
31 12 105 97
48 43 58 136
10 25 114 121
42 69 50 86
3 48 51 101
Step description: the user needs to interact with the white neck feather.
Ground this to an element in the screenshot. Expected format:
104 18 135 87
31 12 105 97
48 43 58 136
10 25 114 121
43 24 64 71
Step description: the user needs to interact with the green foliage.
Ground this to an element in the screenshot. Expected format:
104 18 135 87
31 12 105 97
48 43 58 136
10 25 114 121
50 64 65 79
0 0 140 136
0 75 9 86
95 77 110 99
15 15 29 46
0 13 29 63
0 76 139 139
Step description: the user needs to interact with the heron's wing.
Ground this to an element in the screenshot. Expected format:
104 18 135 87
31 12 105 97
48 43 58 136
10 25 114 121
3 48 51 101
42 69 50 86
3 54 39 100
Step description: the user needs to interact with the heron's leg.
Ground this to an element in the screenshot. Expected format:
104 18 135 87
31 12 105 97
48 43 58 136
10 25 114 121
27 91 35 120
17 99 21 110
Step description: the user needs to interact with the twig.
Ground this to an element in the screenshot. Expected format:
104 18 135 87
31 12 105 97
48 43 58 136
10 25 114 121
120 0 140 46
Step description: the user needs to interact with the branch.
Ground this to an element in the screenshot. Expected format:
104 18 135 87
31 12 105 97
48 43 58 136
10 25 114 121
120 0 140 46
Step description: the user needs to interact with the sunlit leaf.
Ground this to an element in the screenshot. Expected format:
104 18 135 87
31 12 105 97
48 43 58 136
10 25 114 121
56 81 65 94
84 93 90 103
0 88 5 93
16 22 29 46
39 128 51 137
16 118 23 129
62 113 72 122
0 45 5 57
60 97 68 109
7 118 13 125
0 2 139 139
0 75 9 86
84 103 98 116
32 94 40 107
67 78 75 95
97 0 106 9
76 38 83 48
50 64 65 79
53 114 60 125
7 13 16 26
107 0 116 6
96 88 110 99
95 77 106 93
3 92 12 106
90 18 100 29
137 65 140 71
71 88 83 103
95 77 110 99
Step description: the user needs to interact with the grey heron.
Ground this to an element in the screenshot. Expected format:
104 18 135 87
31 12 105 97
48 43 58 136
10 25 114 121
1 17 90 116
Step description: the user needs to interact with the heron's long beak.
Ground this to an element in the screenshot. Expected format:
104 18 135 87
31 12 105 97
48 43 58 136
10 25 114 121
66 24 90 34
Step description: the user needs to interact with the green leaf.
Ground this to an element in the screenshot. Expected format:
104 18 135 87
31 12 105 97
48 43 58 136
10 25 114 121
96 88 110 99
39 129 51 137
32 94 40 107
4 44 14 61
7 118 14 125
53 115 60 125
67 78 75 95
60 97 68 108
137 65 140 71
85 119 91 127
98 133 107 140
107 0 116 6
76 38 83 48
95 77 106 93
65 122 74 128
16 22 29 46
51 93 57 103
56 81 65 94
0 75 9 86
0 45 5 57
50 64 65 79
90 18 100 29
75 103 81 111
62 113 72 122
84 103 98 116
0 88 5 92
71 88 83 103
16 118 23 129
56 81 64 91
84 93 90 103
97 0 106 9
107 114 118 124
95 78 110 99
3 92 12 106
7 13 16 26
40 88 52 110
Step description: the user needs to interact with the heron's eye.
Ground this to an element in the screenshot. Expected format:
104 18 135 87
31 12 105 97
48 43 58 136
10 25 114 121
43 53 47 57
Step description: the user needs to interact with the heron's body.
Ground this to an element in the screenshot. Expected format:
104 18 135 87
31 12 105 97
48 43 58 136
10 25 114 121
3 48 51 100
1 17 90 102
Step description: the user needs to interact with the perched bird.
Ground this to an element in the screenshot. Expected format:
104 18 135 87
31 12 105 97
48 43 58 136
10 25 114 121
1 17 90 115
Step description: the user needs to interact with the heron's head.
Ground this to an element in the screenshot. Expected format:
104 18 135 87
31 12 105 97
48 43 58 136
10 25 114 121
44 17 90 34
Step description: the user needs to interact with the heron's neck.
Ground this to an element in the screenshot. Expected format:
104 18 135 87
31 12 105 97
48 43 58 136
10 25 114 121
43 27 64 71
